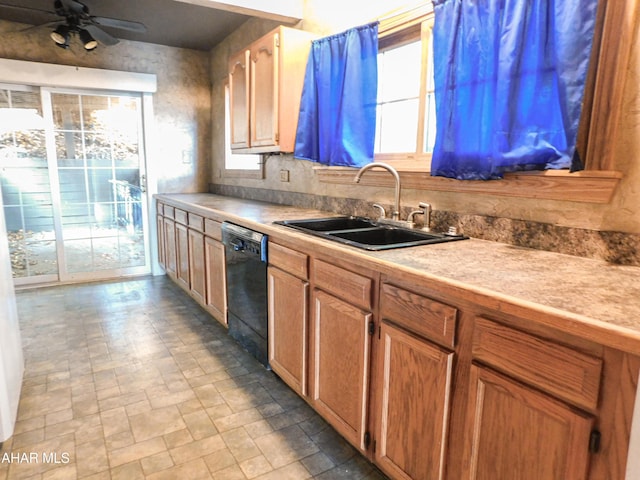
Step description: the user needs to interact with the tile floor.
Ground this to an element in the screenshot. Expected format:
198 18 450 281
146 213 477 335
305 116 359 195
1 276 387 480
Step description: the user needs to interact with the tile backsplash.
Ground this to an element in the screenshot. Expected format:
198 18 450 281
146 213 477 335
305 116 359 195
210 184 640 266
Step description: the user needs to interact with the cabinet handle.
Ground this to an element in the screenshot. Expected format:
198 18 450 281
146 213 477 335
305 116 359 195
589 430 601 453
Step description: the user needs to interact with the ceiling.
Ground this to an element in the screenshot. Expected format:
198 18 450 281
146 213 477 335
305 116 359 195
0 0 296 51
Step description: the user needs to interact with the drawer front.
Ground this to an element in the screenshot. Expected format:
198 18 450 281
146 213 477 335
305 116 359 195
204 219 222 241
188 213 204 231
164 205 175 219
472 317 602 411
313 259 372 310
156 202 164 216
380 283 457 349
174 208 188 225
269 242 308 279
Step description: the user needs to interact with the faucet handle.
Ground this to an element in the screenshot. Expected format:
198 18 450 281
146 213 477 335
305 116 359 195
407 209 424 227
372 203 386 220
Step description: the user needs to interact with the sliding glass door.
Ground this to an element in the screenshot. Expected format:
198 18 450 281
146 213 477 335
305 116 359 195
0 85 150 285
0 86 58 284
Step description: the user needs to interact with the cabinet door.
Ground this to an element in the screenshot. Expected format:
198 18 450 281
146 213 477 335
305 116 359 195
156 214 165 269
175 222 189 290
163 217 177 279
463 366 594 480
204 235 226 325
188 229 205 305
268 266 308 396
310 289 371 451
229 49 250 149
250 31 279 147
375 322 454 480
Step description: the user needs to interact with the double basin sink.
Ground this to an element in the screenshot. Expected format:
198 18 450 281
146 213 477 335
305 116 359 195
274 216 468 251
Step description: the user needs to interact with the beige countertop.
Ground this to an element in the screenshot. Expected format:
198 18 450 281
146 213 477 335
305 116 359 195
156 193 640 353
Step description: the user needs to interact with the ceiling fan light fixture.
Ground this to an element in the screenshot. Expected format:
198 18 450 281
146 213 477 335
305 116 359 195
79 29 98 51
50 24 70 46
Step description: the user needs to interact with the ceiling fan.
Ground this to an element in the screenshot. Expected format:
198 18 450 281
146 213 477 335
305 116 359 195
0 0 147 50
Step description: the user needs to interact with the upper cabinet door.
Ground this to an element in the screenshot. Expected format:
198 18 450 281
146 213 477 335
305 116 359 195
228 49 251 149
228 26 315 154
250 32 279 148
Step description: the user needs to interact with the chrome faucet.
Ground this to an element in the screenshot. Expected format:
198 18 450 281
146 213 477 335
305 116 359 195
354 162 401 221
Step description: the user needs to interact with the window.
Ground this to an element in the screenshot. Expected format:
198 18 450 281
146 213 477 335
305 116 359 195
316 1 629 204
223 83 263 178
375 14 435 166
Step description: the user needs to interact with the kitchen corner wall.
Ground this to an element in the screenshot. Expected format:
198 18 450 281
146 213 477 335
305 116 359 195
0 19 211 194
209 2 640 244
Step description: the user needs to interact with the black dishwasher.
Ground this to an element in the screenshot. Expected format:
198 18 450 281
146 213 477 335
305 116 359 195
221 222 269 367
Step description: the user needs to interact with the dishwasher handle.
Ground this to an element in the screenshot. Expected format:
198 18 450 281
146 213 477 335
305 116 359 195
230 239 245 251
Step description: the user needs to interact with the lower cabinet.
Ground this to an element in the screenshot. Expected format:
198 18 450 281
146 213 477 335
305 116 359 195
157 203 226 325
175 221 190 291
267 242 309 397
163 216 177 279
463 366 594 480
310 288 372 451
268 265 308 395
374 321 454 480
461 316 602 480
309 259 375 452
375 281 457 480
204 235 226 325
156 213 166 269
188 227 206 304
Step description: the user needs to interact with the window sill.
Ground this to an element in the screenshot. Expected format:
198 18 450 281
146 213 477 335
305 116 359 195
314 167 622 204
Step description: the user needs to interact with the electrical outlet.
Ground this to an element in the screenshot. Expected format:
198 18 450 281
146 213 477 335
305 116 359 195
280 169 290 182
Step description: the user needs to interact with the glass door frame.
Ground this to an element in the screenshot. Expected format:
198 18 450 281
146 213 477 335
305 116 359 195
42 86 152 284
0 60 158 286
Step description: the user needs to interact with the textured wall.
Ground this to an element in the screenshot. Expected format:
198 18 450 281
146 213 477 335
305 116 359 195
210 3 640 235
0 19 211 194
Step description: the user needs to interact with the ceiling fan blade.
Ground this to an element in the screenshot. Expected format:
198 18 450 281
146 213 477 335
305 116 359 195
18 20 62 32
0 3 56 16
84 24 119 46
92 16 147 33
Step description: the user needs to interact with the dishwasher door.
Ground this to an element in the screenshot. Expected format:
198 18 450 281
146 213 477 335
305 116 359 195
221 222 269 367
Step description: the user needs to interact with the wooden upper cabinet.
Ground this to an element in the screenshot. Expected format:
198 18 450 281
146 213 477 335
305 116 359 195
229 49 250 149
229 26 315 154
251 32 278 148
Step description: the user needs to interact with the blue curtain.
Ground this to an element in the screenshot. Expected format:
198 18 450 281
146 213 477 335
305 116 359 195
431 0 598 180
294 23 378 167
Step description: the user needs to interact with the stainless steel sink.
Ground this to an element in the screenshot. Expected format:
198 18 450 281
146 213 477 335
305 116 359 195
274 216 468 251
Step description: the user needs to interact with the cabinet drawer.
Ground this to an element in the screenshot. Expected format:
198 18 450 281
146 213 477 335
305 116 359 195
188 213 204 231
313 259 372 310
174 208 188 225
472 317 602 411
164 206 175 219
156 202 164 216
269 242 308 279
204 219 222 241
380 283 457 349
